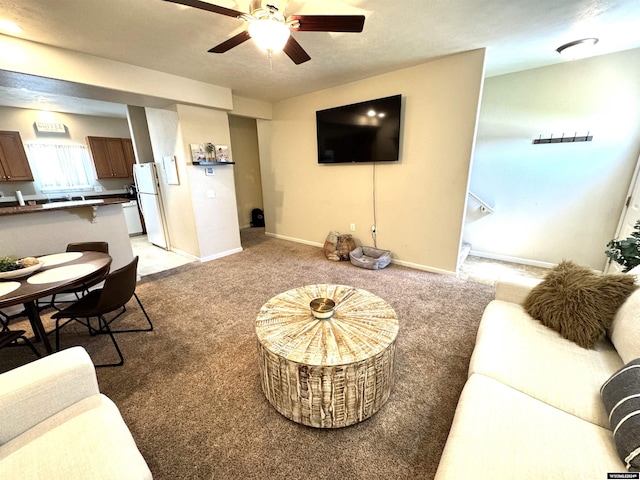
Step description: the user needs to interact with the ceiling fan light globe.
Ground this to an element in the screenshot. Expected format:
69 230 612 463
248 19 290 53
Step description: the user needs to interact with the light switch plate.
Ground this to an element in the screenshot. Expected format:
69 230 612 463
205 167 214 176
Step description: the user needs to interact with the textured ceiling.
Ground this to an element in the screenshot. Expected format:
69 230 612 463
0 0 639 116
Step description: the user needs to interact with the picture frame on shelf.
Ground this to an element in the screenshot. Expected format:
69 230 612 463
215 145 230 163
190 144 207 163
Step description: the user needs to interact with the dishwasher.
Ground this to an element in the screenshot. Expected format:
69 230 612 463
122 200 144 236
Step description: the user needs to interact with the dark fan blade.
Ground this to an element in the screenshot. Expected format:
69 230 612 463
162 0 244 18
208 30 252 53
283 36 311 65
289 15 365 32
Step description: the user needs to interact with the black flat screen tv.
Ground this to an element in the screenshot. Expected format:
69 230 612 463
316 94 402 164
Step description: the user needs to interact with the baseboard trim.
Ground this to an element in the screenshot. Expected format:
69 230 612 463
265 232 324 248
390 258 457 276
169 246 244 263
265 231 456 276
169 247 199 262
199 247 244 263
469 250 555 269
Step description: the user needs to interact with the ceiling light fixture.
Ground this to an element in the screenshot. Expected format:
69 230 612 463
556 38 599 60
248 19 290 54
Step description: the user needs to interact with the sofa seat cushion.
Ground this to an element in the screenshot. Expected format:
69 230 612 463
434 374 624 480
469 299 623 428
0 394 152 480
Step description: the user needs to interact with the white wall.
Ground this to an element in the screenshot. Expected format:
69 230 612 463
465 47 640 271
258 50 486 274
0 106 132 201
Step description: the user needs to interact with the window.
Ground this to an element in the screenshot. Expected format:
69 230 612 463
25 144 96 192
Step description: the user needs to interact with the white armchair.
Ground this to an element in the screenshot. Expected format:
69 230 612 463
0 346 152 479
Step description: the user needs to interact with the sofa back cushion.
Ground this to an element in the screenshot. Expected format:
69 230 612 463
0 347 99 445
610 289 640 364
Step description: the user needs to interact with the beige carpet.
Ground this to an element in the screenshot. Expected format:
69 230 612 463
1 229 495 480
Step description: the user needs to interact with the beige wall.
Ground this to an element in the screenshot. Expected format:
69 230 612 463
231 96 272 120
145 106 199 258
229 115 263 228
126 106 154 164
258 49 486 274
465 47 640 270
0 34 232 111
0 204 133 271
176 104 242 260
145 105 241 261
0 106 132 201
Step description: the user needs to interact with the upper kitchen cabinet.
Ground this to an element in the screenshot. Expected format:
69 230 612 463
87 136 134 179
0 131 34 182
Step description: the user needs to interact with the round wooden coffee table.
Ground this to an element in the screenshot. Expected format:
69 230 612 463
255 284 399 428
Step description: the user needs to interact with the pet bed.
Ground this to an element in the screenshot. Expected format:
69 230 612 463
349 246 391 270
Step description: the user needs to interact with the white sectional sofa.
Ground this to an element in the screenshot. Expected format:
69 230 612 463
0 346 152 479
435 275 640 479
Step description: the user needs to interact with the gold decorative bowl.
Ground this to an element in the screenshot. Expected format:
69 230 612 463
310 298 336 319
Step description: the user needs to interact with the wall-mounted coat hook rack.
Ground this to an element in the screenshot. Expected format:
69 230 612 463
533 132 593 144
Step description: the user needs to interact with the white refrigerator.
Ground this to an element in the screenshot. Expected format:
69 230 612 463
133 163 168 248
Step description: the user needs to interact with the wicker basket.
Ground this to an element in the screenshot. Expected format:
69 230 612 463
323 231 356 261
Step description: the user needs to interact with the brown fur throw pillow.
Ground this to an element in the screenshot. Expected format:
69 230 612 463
524 260 637 348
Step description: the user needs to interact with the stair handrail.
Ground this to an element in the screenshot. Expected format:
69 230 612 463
468 191 495 214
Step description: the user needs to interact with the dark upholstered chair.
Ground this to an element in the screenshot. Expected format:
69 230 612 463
44 241 110 311
0 311 9 332
0 330 41 359
66 242 109 254
51 256 152 367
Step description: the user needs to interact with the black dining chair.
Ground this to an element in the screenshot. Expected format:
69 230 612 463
0 311 9 332
0 330 42 359
44 241 110 311
51 256 152 367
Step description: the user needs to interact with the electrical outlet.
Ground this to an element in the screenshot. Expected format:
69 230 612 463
93 185 103 193
350 223 355 231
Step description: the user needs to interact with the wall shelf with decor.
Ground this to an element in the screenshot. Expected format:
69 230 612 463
191 161 235 166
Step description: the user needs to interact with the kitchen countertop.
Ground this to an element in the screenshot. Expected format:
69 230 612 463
0 197 130 217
